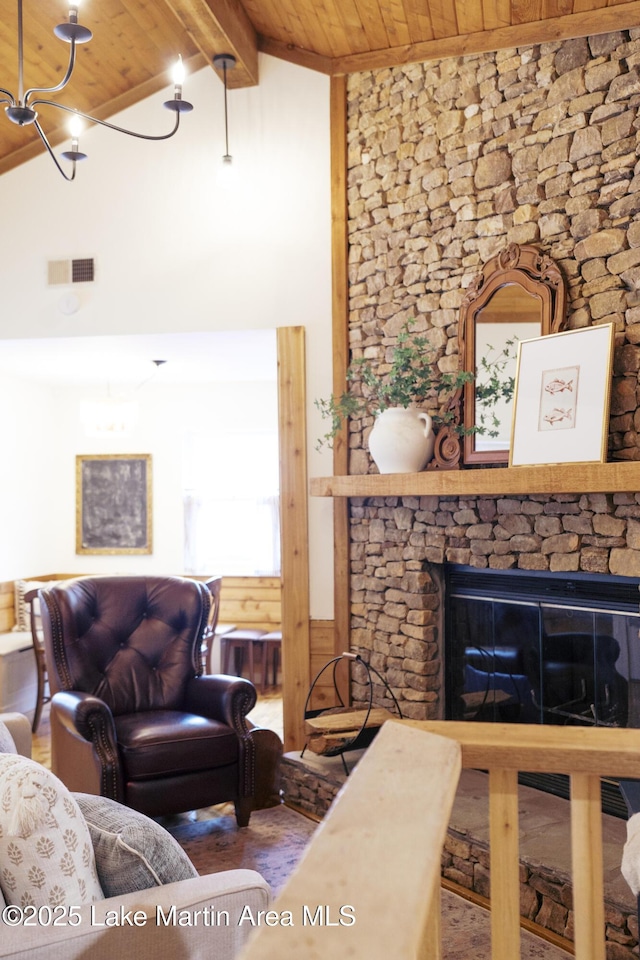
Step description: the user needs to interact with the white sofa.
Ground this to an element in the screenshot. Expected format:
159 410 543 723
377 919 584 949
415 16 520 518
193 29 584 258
0 713 271 960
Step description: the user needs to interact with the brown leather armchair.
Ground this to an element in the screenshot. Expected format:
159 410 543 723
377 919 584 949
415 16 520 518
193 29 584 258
39 575 259 826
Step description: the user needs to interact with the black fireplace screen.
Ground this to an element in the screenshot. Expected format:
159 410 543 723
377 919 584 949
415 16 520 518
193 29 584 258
444 565 640 815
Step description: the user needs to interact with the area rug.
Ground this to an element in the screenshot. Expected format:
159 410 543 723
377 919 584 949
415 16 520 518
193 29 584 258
166 802 317 894
168 802 570 958
440 890 572 959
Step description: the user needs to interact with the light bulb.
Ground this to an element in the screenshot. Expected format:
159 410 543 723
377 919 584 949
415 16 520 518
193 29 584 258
69 114 82 139
172 56 185 86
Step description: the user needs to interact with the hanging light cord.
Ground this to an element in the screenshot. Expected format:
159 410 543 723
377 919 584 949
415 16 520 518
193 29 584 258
213 53 236 164
223 60 230 160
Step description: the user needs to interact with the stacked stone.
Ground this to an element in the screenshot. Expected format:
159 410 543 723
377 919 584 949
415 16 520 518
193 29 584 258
279 754 343 817
346 30 640 719
346 29 640 466
349 491 640 718
442 828 638 957
280 755 638 954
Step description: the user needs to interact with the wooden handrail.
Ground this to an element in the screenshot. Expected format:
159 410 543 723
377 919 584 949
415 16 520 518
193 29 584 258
395 720 640 960
239 722 461 960
241 720 640 959
393 719 640 776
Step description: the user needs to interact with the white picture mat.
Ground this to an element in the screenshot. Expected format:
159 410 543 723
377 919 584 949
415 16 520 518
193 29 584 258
509 323 614 467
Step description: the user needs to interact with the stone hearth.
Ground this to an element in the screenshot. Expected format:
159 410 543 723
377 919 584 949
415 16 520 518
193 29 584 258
281 749 639 957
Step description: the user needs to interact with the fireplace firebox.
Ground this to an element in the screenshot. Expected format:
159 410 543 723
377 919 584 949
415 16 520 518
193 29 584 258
444 564 640 816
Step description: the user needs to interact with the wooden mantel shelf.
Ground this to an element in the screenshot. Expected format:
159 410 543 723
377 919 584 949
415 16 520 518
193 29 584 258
310 460 640 498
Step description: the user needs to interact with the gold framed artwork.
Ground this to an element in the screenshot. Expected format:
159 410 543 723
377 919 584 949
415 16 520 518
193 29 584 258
509 323 615 468
76 454 152 554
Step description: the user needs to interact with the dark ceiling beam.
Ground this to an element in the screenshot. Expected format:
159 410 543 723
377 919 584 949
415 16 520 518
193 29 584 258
164 0 259 87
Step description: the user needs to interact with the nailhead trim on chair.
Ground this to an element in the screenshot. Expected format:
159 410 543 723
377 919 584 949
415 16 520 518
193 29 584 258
87 711 120 801
191 584 212 677
41 590 73 691
235 687 257 798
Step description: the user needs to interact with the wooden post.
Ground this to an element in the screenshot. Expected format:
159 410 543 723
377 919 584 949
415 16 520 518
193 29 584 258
421 880 442 960
329 73 350 701
277 326 311 751
489 768 521 960
571 773 606 960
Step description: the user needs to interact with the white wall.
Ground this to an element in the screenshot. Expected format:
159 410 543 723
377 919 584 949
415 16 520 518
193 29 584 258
0 54 335 615
49 378 278 576
0 375 60 579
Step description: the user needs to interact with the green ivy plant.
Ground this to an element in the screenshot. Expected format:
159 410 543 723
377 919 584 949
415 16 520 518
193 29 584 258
315 320 472 450
315 320 516 451
474 337 518 438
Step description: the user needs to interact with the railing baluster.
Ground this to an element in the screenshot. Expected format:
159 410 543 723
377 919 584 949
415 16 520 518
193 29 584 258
571 773 606 960
420 880 441 960
490 768 521 960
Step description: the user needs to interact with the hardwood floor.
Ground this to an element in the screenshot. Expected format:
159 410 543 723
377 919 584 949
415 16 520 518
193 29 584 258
249 691 284 740
31 692 284 770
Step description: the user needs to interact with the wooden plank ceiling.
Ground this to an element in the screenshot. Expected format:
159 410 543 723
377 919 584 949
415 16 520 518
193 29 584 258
2 0 640 174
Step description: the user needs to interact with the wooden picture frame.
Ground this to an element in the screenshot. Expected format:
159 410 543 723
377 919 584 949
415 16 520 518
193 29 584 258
509 324 615 468
76 454 152 554
459 243 567 467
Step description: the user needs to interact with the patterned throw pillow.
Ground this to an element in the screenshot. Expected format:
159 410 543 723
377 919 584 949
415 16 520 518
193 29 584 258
0 755 104 908
74 793 198 897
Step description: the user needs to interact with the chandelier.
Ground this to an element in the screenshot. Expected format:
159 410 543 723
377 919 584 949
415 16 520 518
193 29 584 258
0 0 193 181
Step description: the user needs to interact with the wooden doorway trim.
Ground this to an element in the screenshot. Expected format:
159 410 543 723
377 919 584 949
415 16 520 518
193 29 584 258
277 325 310 751
330 75 350 696
276 77 349 747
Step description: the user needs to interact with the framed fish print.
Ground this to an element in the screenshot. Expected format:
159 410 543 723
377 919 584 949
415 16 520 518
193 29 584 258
509 323 615 467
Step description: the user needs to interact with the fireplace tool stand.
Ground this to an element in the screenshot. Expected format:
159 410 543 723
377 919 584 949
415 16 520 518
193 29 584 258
301 652 403 775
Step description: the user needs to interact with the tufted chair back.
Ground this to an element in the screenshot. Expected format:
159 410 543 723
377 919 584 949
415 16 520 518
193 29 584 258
40 576 211 716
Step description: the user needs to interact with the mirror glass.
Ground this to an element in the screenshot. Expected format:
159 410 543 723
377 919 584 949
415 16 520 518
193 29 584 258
473 284 541 454
445 244 568 470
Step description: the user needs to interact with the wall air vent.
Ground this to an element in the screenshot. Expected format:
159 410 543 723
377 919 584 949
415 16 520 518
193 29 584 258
47 258 95 285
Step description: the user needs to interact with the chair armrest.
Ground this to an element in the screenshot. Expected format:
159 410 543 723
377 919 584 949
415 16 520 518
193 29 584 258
248 724 284 809
0 712 32 757
184 675 257 733
50 691 122 800
0 869 271 960
52 690 118 744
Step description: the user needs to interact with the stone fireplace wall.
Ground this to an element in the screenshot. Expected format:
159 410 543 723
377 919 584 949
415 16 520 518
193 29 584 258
350 492 640 718
345 30 640 719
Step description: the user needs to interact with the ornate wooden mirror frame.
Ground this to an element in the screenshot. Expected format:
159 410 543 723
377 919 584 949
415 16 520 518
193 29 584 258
433 244 568 469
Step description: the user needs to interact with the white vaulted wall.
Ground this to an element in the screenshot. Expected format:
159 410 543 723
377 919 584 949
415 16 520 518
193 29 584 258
0 54 334 615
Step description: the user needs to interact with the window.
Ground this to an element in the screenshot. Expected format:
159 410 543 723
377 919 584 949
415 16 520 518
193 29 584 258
183 430 280 576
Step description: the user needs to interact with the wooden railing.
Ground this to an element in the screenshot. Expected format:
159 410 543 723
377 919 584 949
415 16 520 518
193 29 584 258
241 719 640 960
239 721 461 960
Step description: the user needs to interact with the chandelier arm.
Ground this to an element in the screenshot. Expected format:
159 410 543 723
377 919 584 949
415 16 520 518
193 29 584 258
30 100 182 140
33 118 76 182
0 89 15 104
24 42 77 104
